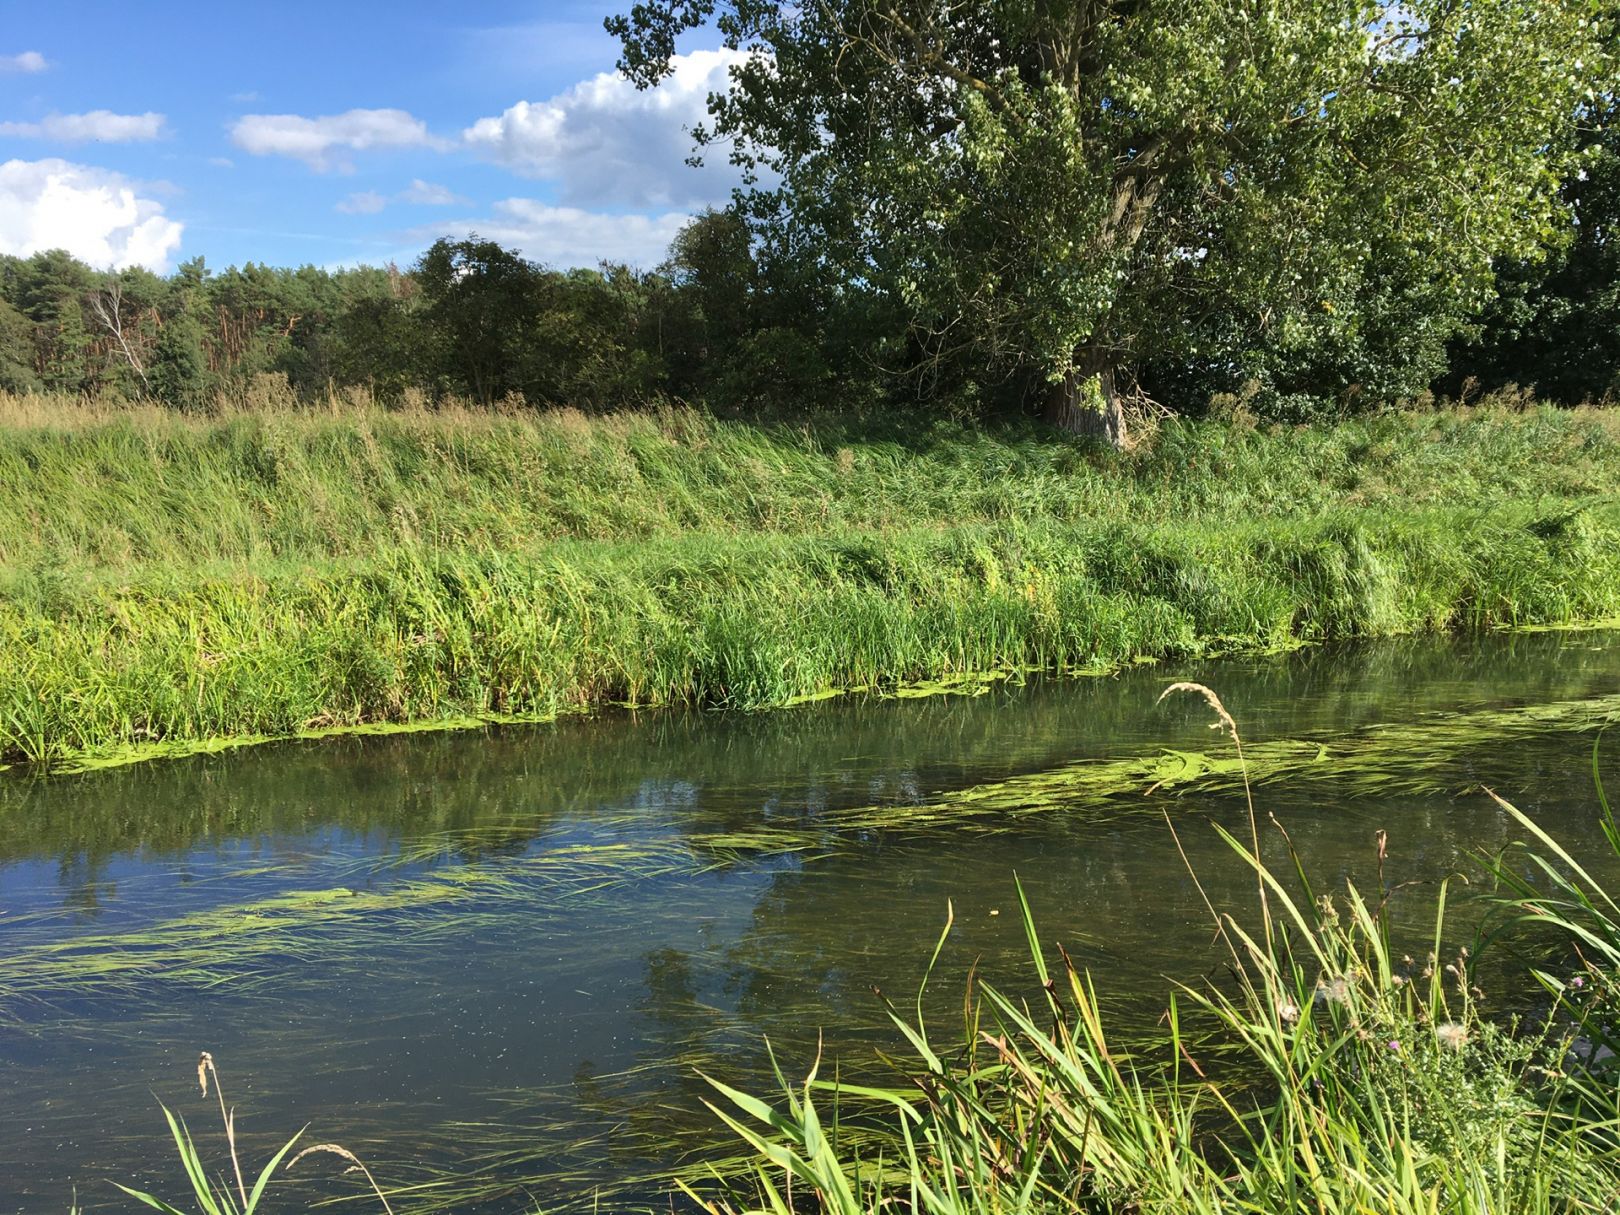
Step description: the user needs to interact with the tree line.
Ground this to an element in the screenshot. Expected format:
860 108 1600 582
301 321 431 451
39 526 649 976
3 178 1611 425
0 213 842 414
2 1 1616 431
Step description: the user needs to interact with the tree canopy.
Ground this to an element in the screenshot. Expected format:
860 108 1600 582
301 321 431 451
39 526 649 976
611 0 1609 440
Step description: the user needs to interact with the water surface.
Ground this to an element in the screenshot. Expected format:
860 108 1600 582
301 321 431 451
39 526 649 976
3 631 1618 1211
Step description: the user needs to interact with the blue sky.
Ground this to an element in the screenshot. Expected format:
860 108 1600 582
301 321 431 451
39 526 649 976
0 0 738 273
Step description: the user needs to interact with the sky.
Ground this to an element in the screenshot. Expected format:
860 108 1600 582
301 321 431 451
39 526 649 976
0 0 740 275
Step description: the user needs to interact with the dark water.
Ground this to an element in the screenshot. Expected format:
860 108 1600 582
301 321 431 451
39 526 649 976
3 631 1619 1211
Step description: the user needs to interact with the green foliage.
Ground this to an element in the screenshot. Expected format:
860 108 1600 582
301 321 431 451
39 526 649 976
0 298 41 394
2 398 1620 768
613 0 1605 422
150 309 214 411
112 1054 392 1215
697 868 1615 1212
1448 95 1620 405
414 237 540 405
693 731 1620 1213
115 1105 301 1215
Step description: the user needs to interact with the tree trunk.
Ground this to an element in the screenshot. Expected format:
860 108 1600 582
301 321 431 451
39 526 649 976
1044 364 1126 448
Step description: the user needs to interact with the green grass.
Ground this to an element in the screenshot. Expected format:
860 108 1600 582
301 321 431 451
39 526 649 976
5 393 1620 768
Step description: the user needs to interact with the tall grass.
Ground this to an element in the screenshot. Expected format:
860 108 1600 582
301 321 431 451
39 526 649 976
5 392 1620 768
690 698 1620 1215
115 1053 393 1215
3 392 1618 580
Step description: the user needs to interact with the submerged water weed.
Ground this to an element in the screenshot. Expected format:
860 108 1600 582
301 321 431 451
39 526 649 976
690 695 1620 1214
0 838 715 1013
115 1053 391 1215
7 689 1619 1028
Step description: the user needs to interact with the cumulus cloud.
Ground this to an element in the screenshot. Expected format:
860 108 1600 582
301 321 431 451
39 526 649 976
0 51 47 74
230 108 443 171
0 110 168 142
0 158 183 271
418 198 690 269
401 178 463 206
463 49 751 209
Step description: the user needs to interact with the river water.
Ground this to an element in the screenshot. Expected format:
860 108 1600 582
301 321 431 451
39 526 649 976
3 630 1618 1211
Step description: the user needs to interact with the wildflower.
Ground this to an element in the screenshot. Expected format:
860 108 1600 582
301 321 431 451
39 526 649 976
1572 975 1587 990
1386 1039 1401 1052
1276 997 1300 1024
1435 1022 1469 1052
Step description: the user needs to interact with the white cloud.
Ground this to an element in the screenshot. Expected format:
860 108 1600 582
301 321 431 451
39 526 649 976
463 49 751 209
0 110 167 142
418 199 690 269
230 108 443 171
401 178 463 206
208 156 234 168
336 190 388 215
337 179 467 216
0 158 183 271
0 51 47 74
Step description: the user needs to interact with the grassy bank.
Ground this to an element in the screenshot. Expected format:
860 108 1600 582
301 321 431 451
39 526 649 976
5 394 1620 769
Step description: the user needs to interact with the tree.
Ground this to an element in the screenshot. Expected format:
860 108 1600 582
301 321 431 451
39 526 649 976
414 237 541 405
149 308 213 410
611 0 1605 443
88 276 153 398
1446 90 1620 405
0 298 41 394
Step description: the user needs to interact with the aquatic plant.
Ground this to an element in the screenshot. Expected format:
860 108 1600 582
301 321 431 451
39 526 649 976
115 1052 391 1215
688 696 1620 1213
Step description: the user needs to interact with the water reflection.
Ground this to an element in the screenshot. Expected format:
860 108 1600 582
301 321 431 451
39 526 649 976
1 630 1618 1210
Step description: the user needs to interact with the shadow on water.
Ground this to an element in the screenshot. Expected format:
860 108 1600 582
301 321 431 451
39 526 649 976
2 629 1619 1210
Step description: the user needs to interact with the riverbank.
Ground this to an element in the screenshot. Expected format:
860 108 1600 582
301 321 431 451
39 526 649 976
5 395 1620 770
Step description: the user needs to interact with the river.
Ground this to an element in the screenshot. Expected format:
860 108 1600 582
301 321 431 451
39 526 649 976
3 630 1618 1211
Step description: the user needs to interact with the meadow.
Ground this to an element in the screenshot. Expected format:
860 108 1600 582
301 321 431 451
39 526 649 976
4 390 1620 769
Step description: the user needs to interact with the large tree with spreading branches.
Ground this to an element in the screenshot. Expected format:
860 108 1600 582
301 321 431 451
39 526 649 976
610 0 1608 443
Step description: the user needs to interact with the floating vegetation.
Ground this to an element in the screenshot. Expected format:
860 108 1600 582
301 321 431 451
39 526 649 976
0 840 728 1016
688 688 1620 852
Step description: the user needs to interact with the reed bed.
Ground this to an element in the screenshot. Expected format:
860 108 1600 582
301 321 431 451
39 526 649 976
6 505 1620 770
4 393 1620 769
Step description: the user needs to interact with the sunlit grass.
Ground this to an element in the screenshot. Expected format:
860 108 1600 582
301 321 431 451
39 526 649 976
5 392 1620 769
